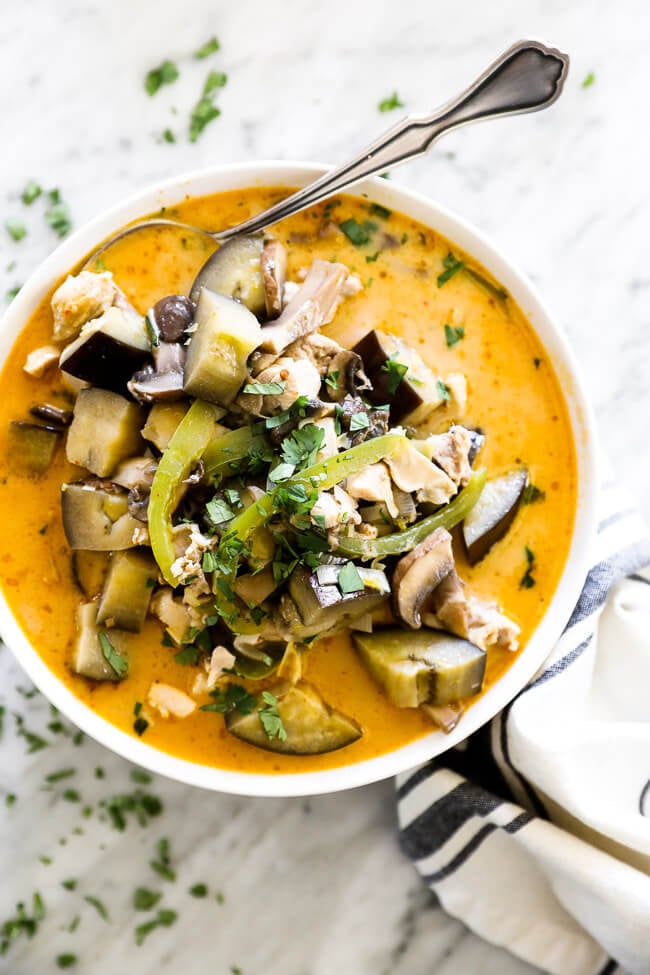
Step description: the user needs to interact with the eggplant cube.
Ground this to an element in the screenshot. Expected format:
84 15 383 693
141 401 190 452
97 549 157 631
59 307 150 393
61 482 142 550
7 421 60 476
66 387 145 477
288 564 389 629
353 629 486 708
353 329 446 425
71 602 130 682
183 287 262 406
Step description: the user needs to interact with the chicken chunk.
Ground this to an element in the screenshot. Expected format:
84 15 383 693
147 682 197 719
310 485 361 530
423 570 520 652
239 357 322 416
416 426 474 487
23 345 60 378
384 440 457 506
345 463 399 519
51 271 120 342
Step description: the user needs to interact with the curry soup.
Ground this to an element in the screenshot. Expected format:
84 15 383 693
0 187 576 774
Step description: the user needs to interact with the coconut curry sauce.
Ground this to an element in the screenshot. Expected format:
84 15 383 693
0 188 576 774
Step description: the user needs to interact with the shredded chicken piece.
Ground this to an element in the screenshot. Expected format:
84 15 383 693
345 462 399 519
384 440 457 505
147 682 196 719
192 646 237 696
283 332 343 375
416 426 474 487
170 527 215 587
131 525 150 546
423 571 520 652
51 270 120 343
150 589 191 645
23 345 60 378
311 485 361 531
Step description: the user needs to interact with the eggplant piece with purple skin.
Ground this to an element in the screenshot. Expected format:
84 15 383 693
462 467 528 564
59 307 150 394
287 563 390 633
7 421 61 475
189 235 266 316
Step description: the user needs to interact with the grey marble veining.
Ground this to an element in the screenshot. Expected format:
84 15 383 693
0 0 646 972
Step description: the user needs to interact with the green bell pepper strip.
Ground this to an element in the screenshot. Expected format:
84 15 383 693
214 434 408 632
149 399 223 586
336 468 487 559
202 423 267 480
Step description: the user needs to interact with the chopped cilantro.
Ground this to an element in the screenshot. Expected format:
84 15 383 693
84 896 109 922
243 380 286 396
582 72 595 88
145 60 179 96
14 715 48 753
436 379 451 402
206 497 235 525
135 908 177 945
378 91 404 112
150 837 176 882
520 546 536 588
130 769 153 785
201 684 257 714
437 252 465 286
189 71 227 142
5 220 26 241
99 632 128 678
174 646 200 666
21 181 42 205
268 462 295 483
280 424 325 471
61 880 77 891
382 355 408 395
189 883 208 898
444 324 465 347
337 561 365 594
56 954 77 969
258 691 287 742
365 251 380 263
134 887 161 911
46 197 72 238
62 789 80 803
339 218 371 246
5 793 16 807
45 768 76 783
194 36 220 59
6 285 21 302
162 128 176 143
203 70 227 95
100 790 162 831
521 483 545 505
216 891 225 904
369 202 392 219
349 412 369 432
324 370 340 390
161 632 175 648
533 357 542 369
1 893 45 952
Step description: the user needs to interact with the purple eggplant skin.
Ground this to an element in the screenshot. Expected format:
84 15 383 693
353 330 423 422
462 467 528 565
60 333 150 394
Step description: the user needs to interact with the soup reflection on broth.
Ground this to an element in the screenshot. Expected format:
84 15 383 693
0 188 576 774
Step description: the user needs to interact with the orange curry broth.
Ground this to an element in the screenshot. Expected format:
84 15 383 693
0 187 576 774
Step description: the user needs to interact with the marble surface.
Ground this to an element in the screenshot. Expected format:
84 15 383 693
0 0 646 972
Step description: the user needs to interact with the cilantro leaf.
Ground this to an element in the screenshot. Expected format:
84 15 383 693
258 691 287 741
520 546 536 588
521 483 545 505
378 91 404 112
145 60 179 96
203 70 227 95
444 324 465 347
369 202 392 219
21 181 42 205
436 379 451 402
98 632 128 678
337 561 365 594
268 462 296 483
134 887 161 911
5 219 26 241
280 424 325 471
582 71 595 88
437 252 465 287
200 684 257 715
349 412 369 432
46 198 72 238
194 37 220 59
206 497 235 525
189 71 227 142
162 128 176 144
339 218 371 246
243 381 286 396
382 355 408 395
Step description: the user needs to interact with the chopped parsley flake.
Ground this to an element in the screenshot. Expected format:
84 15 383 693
150 838 176 882
339 218 371 247
189 883 208 898
130 769 153 785
61 880 77 891
162 128 176 143
444 324 465 347
21 181 42 205
243 380 286 396
45 768 76 783
436 379 451 402
382 355 408 395
365 251 380 263
258 691 287 742
99 632 128 678
6 285 21 302
521 483 545 505
56 954 78 969
5 220 26 241
200 684 257 715
582 72 595 88
349 412 369 432
84 896 109 922
378 91 404 112
194 37 220 59
134 887 162 911
145 60 179 96
135 908 177 945
62 789 80 803
437 252 465 286
337 561 365 594
520 546 536 588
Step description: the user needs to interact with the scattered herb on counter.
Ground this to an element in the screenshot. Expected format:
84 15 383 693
100 789 163 831
0 892 45 955
582 72 595 88
189 883 208 898
242 380 286 396
203 70 227 95
45 189 73 237
99 632 128 678
145 60 179 96
38 855 52 866
14 715 48 753
134 887 162 911
436 379 451 402
61 880 77 891
437 251 465 287
45 768 76 783
68 916 80 932
194 36 220 59
201 684 257 715
216 891 225 904
84 896 109 922
5 794 16 807
0 704 4 739
56 954 77 969
444 324 465 348
337 561 364 594
6 285 21 303
62 789 80 803
162 128 176 143
150 837 176 882
378 91 404 112
5 220 26 242
339 218 371 247
135 908 177 946
382 355 408 395
130 769 152 785
189 71 227 142
21 180 42 205
521 483 545 505
258 691 287 742
520 546 536 589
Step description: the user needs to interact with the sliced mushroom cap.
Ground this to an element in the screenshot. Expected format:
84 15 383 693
325 350 371 401
393 527 455 628
261 239 287 319
127 341 186 403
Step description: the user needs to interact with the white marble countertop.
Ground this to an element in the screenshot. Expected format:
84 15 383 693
0 0 646 972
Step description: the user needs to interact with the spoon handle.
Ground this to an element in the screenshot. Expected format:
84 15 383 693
217 40 568 242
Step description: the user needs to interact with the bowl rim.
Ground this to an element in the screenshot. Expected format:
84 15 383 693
0 160 599 796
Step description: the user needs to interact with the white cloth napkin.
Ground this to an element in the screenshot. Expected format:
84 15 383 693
396 476 650 975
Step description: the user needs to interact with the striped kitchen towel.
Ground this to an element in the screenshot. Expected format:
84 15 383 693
396 477 650 975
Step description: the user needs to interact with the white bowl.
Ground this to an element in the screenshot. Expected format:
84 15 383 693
0 162 598 796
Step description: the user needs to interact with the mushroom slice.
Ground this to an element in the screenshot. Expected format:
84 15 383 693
393 527 455 629
261 238 287 319
128 341 186 403
258 259 349 355
325 349 371 401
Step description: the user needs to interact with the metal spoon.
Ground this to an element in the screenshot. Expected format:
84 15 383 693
87 39 568 262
